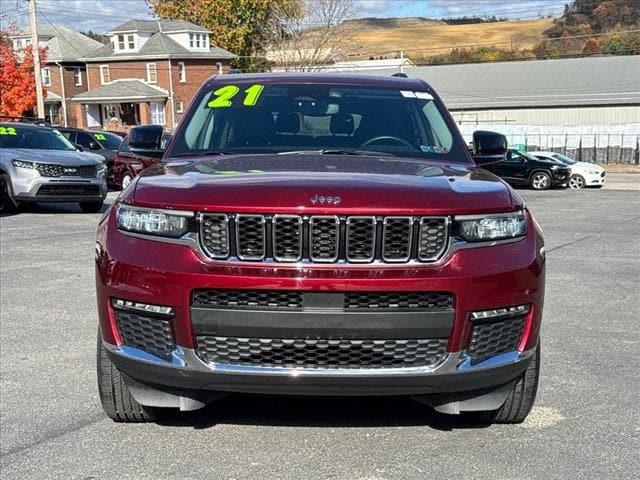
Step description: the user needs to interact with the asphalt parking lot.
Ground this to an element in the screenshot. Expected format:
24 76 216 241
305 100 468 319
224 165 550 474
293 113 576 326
1 176 639 479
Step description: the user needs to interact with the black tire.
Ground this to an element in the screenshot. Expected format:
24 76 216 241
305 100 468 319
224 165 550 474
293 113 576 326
97 332 156 422
121 173 133 190
491 342 540 424
79 200 104 213
0 174 19 213
568 174 586 190
530 171 551 190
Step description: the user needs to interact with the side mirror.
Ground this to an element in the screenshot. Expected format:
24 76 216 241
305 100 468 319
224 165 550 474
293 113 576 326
75 144 84 152
129 125 166 159
472 130 507 166
89 141 100 150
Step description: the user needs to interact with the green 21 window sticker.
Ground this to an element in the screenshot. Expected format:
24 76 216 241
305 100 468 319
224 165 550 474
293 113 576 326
0 126 17 136
207 84 264 108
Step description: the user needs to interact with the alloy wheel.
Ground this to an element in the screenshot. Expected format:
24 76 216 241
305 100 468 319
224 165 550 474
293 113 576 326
532 173 550 190
569 175 586 190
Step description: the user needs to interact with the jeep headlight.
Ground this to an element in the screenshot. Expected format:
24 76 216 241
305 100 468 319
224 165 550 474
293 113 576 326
12 159 36 169
116 205 190 238
455 210 526 242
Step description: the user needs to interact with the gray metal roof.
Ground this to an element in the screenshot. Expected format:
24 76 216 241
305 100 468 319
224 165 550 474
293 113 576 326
109 20 209 33
84 32 236 60
72 80 167 102
14 25 104 62
342 55 640 109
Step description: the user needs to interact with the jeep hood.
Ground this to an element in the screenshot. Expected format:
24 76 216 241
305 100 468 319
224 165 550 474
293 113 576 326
131 154 520 214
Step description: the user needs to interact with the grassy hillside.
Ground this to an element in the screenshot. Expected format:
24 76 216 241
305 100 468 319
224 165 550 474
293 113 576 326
347 18 554 58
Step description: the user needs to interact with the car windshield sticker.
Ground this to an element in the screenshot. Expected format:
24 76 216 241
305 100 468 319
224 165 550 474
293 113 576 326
0 126 17 135
207 84 265 108
94 133 107 141
401 90 435 100
421 145 449 154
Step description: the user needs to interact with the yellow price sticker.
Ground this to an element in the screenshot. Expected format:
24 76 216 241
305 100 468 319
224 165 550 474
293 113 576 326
0 126 17 136
207 84 265 108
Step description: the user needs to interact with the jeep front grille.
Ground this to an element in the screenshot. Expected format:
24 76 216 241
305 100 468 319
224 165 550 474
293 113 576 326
195 336 448 369
199 214 449 264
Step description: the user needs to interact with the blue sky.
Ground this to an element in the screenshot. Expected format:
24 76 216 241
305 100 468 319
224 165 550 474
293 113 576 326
10 0 568 33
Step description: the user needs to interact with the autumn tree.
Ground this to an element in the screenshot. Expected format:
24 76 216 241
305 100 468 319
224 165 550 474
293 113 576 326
0 44 47 117
266 0 358 71
146 0 300 71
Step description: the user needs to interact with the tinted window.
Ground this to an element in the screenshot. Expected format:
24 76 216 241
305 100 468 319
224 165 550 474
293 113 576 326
60 130 74 141
506 151 525 162
0 125 76 150
552 153 576 165
94 132 123 150
118 137 131 153
171 83 467 163
77 131 99 149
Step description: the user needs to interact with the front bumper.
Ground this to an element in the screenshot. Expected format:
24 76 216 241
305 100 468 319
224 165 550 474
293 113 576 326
105 341 536 396
96 208 545 397
10 167 107 202
551 170 571 187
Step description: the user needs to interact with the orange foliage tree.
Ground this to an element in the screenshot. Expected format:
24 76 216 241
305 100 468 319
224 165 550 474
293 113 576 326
0 43 48 117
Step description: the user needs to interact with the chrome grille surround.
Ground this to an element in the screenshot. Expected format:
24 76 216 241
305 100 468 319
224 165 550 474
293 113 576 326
198 214 450 264
200 214 230 259
309 216 339 262
236 214 266 260
382 216 413 262
346 216 376 263
272 214 303 261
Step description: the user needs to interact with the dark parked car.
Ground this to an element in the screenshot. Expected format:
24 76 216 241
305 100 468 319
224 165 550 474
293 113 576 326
57 127 123 186
96 73 545 425
482 149 571 190
113 128 171 190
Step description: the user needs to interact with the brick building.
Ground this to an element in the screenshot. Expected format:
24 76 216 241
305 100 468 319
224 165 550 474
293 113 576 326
73 20 236 132
10 26 104 126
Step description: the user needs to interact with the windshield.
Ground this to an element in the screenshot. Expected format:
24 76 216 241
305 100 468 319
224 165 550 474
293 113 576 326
552 153 576 165
95 132 123 150
0 125 76 151
170 82 468 163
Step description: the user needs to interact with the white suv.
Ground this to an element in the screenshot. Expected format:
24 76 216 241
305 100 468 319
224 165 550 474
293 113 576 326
0 122 107 213
534 151 606 189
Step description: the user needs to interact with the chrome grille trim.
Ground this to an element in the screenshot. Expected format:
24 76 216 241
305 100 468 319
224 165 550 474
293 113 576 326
236 214 266 261
200 213 230 259
197 214 450 264
309 215 340 263
272 214 303 262
346 216 376 263
382 216 413 262
418 217 449 261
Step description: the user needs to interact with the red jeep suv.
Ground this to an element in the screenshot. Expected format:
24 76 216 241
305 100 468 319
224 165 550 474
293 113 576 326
96 74 545 424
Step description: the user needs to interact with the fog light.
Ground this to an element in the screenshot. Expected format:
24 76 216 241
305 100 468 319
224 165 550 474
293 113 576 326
470 304 529 322
112 298 174 316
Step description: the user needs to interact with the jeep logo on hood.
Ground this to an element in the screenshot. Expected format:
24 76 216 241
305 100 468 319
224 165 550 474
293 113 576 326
310 194 341 205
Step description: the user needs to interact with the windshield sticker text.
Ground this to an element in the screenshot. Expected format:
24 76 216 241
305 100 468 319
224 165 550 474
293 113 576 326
207 84 265 108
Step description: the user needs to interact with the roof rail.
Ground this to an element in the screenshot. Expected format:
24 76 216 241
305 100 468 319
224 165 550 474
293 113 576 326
392 72 408 78
0 115 51 127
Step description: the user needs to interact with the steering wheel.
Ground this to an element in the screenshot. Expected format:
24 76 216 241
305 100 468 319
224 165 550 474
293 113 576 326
361 135 413 148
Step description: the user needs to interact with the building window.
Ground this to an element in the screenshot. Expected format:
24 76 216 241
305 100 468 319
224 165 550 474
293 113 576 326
178 62 186 82
216 62 223 75
176 101 184 113
100 65 110 84
42 67 51 86
73 67 83 86
189 33 194 48
150 102 165 125
127 34 135 50
146 63 157 84
117 34 125 50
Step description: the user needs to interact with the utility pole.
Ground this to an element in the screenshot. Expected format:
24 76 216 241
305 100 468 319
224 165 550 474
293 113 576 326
29 0 45 119
400 50 404 74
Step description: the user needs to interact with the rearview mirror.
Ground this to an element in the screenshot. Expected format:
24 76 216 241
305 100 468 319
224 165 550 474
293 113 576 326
129 125 165 158
472 130 507 166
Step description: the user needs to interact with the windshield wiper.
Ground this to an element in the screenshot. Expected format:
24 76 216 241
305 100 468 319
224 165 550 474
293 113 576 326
278 149 393 156
172 151 227 158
